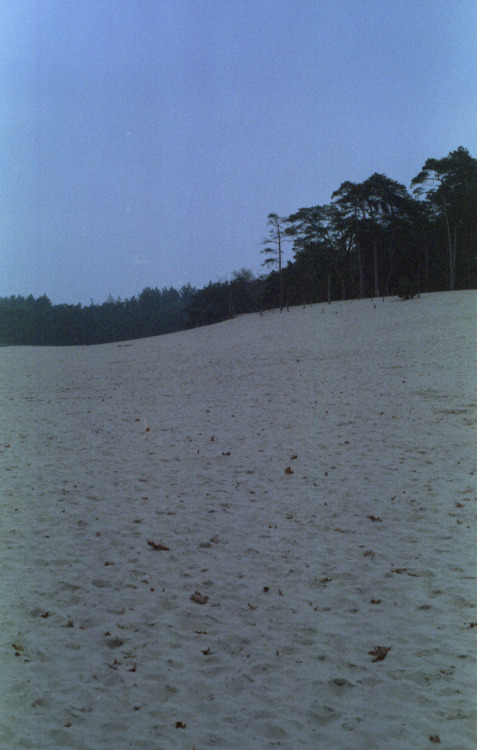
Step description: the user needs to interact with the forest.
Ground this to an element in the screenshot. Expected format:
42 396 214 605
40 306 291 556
1 147 476 346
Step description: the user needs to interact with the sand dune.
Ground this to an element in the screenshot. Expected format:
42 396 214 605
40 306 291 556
1 291 476 749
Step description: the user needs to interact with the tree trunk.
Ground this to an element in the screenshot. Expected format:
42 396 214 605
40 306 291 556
357 239 365 298
373 237 380 298
442 196 455 291
278 228 283 312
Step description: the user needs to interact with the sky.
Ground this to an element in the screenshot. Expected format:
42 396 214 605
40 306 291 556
1 0 476 306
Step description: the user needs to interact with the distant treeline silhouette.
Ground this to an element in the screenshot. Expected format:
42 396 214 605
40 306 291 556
1 147 476 345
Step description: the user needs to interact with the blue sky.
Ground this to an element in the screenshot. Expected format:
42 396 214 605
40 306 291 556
1 0 476 305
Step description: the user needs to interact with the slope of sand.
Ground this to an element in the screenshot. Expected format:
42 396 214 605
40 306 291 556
1 291 476 749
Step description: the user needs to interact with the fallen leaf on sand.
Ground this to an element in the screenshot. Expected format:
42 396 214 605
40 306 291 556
429 736 440 743
248 603 257 610
191 591 209 604
284 466 294 474
369 646 391 662
202 647 212 655
175 721 187 729
367 515 382 522
147 540 170 551
291 454 298 460
370 599 382 605
222 450 231 456
320 577 332 584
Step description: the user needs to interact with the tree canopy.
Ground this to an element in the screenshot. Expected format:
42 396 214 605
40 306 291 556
1 146 475 345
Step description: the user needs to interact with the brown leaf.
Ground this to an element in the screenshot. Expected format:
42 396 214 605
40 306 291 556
284 466 294 474
429 736 440 743
367 515 382 522
175 721 187 729
320 577 332 584
248 603 257 610
202 647 212 655
290 454 298 460
191 591 209 605
147 540 169 551
370 599 382 605
368 646 391 662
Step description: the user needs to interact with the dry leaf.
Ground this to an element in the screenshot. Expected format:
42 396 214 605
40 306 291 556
191 591 209 605
320 577 332 583
370 599 382 605
368 646 391 662
284 466 294 474
202 647 212 655
248 603 257 610
147 540 169 551
175 721 186 729
367 515 382 522
429 736 440 743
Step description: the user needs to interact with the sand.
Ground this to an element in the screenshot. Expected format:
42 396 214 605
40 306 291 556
1 290 476 749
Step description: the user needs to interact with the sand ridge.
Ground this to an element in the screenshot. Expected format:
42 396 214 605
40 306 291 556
1 291 476 748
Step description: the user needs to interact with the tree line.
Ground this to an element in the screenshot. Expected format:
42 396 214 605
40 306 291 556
1 146 475 345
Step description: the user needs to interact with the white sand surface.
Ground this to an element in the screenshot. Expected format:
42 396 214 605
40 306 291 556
1 290 476 749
